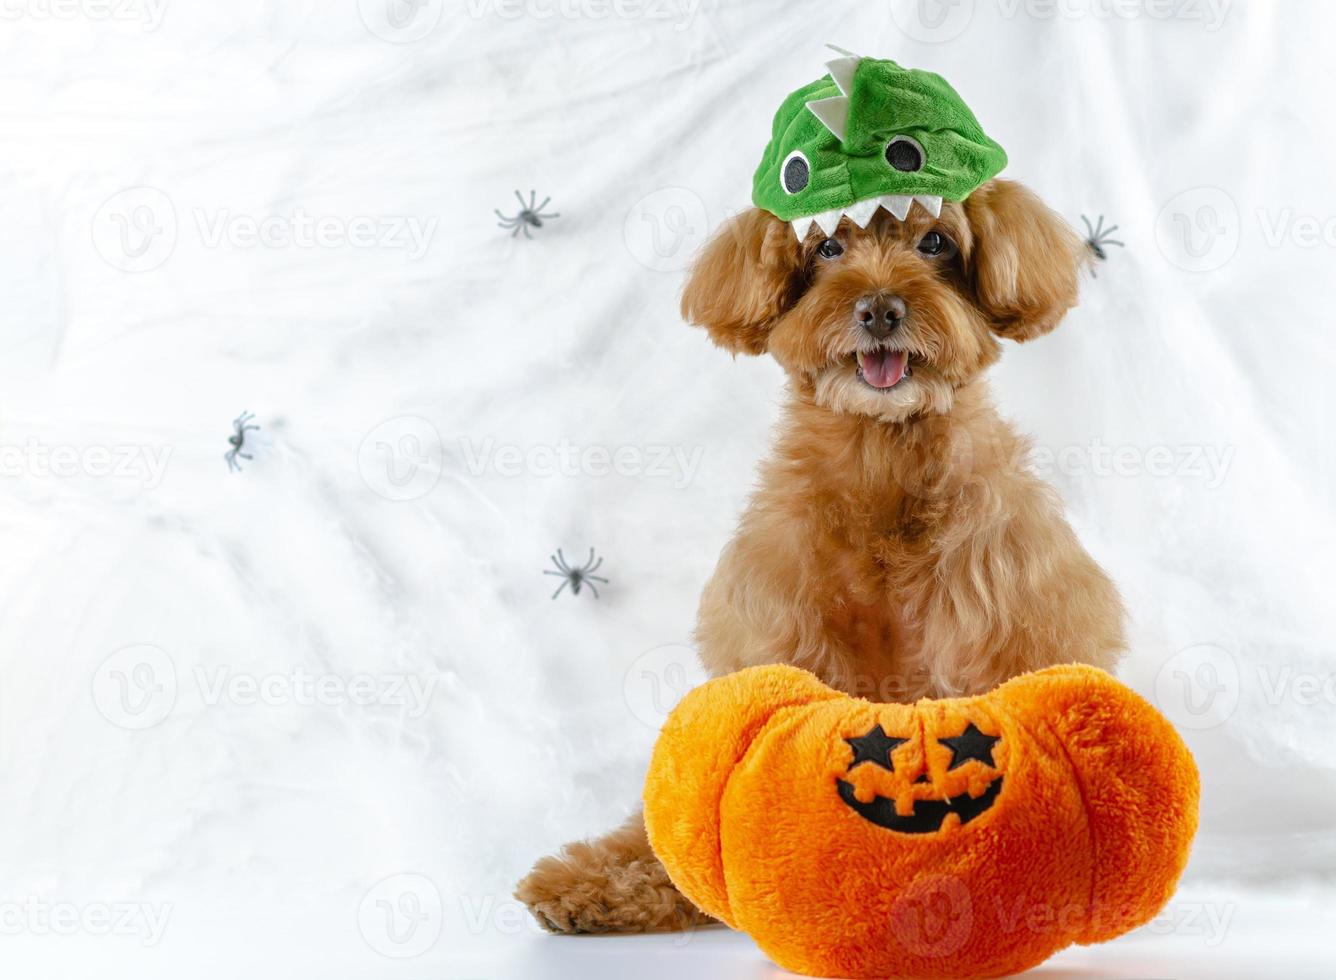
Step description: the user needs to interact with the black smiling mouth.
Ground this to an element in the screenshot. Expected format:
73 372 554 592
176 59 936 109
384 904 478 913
836 776 1003 834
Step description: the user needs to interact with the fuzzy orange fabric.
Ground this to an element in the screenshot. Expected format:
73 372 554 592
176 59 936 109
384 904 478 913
643 664 1199 979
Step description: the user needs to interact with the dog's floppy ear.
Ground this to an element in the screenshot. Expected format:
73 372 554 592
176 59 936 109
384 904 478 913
680 207 801 356
964 180 1085 343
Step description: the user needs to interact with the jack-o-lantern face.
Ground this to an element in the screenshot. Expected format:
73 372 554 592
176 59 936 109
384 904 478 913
644 664 1201 980
835 721 1004 834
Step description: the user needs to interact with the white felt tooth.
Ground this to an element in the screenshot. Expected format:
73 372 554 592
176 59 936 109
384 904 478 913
813 208 844 237
825 55 860 97
844 197 880 228
791 215 814 241
881 195 913 221
805 96 849 142
914 195 944 218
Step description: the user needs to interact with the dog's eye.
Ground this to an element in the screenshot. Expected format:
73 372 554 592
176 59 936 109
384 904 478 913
781 150 810 194
816 238 844 259
885 136 925 173
917 231 953 257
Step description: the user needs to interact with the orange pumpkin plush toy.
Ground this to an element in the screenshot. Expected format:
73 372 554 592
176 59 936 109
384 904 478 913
643 664 1199 979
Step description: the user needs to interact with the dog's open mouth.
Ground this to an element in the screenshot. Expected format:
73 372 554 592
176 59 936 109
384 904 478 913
855 349 912 390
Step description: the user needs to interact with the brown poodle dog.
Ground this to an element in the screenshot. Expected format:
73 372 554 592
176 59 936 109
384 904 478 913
516 179 1126 933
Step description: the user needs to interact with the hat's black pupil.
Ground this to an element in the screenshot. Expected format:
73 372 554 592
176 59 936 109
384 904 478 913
782 155 810 193
886 139 923 172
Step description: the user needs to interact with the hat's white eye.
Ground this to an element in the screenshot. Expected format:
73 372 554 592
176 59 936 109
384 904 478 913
885 135 925 172
781 150 810 194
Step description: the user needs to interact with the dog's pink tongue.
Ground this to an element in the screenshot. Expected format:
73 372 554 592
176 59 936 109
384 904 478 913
858 349 908 389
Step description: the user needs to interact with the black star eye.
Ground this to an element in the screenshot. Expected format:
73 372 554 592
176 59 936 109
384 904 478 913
939 722 1001 770
917 231 953 257
885 135 925 173
844 724 907 772
781 150 810 194
816 237 843 259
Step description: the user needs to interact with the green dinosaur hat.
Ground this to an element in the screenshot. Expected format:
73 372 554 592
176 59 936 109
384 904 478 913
752 48 1008 239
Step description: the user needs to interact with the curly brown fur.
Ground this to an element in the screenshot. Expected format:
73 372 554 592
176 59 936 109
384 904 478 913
514 811 713 934
518 179 1126 933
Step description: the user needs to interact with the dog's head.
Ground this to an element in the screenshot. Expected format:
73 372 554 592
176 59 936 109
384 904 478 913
681 180 1085 423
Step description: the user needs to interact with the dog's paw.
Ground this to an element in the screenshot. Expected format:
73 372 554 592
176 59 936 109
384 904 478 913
515 842 708 935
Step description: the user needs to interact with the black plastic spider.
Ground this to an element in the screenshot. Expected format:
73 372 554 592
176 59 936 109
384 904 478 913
544 547 608 600
495 190 559 239
225 411 260 473
1081 214 1125 276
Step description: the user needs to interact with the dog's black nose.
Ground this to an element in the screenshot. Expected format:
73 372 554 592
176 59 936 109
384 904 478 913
854 294 907 339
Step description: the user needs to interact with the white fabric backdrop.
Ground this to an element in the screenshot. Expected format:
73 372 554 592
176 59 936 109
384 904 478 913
1 0 1334 975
